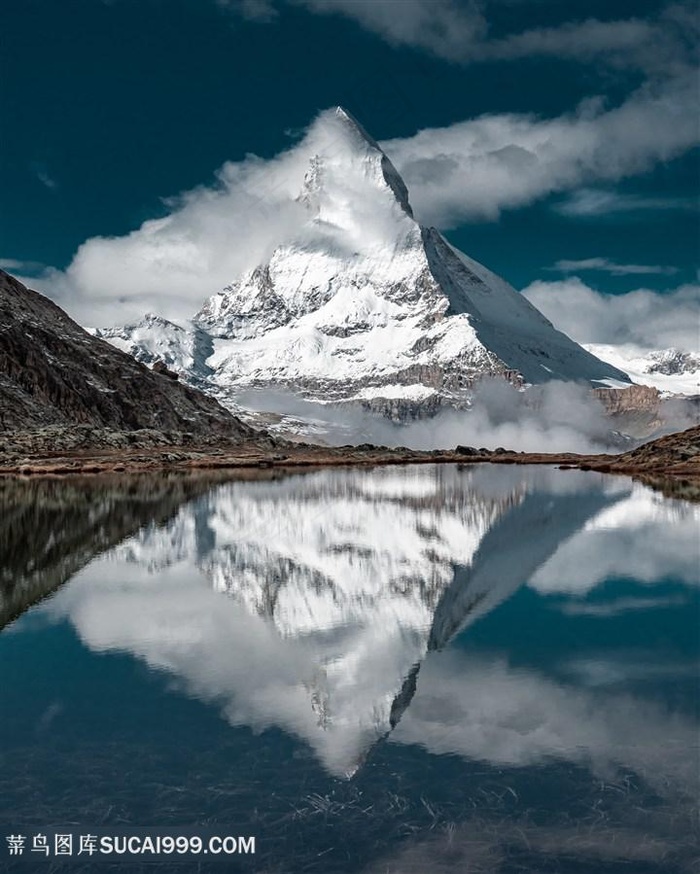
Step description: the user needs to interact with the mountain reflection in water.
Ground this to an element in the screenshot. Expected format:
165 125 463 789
1 464 698 873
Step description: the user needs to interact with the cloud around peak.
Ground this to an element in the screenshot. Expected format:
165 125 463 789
12 75 698 327
522 278 700 352
382 72 699 227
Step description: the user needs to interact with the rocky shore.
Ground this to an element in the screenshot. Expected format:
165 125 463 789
1 424 698 500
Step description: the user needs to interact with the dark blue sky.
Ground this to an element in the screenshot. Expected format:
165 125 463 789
1 0 698 312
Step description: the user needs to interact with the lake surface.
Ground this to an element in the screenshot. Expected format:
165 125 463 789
1 465 698 873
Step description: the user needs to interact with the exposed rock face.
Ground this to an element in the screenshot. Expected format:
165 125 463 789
0 271 255 443
646 349 700 378
575 423 700 498
356 392 452 422
152 359 179 380
616 423 700 470
591 383 699 440
593 384 661 415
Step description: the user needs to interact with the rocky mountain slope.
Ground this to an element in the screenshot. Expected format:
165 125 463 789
613 423 700 473
0 270 255 444
96 108 630 420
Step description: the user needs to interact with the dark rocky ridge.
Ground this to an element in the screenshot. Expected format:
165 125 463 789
0 271 256 443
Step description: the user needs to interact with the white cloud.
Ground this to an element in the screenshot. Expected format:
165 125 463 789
553 188 697 217
295 0 487 62
522 278 700 352
476 1 698 75
0 258 46 273
530 485 700 594
325 379 626 454
382 72 699 226
22 74 698 327
481 17 656 64
30 162 58 191
222 0 695 74
549 258 678 276
28 120 327 324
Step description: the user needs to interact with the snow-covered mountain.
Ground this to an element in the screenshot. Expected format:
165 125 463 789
93 313 212 379
583 344 700 396
96 108 630 420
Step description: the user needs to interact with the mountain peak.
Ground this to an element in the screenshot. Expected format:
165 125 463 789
101 108 632 418
333 106 382 151
301 107 414 219
140 312 185 330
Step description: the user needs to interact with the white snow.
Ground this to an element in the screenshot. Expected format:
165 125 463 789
92 314 201 374
353 383 437 401
583 343 700 395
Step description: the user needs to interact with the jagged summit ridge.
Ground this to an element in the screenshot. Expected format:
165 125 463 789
100 108 631 419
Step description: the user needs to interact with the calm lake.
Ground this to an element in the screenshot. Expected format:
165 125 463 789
1 465 698 873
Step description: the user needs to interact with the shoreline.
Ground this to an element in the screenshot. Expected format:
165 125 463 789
1 439 698 491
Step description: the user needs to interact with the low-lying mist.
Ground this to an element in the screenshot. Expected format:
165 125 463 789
236 380 698 453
